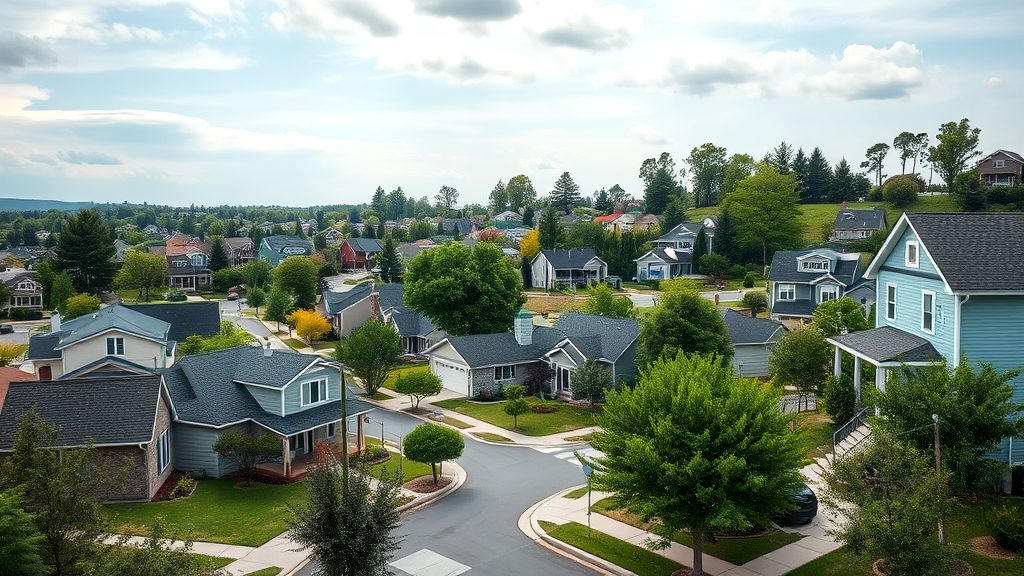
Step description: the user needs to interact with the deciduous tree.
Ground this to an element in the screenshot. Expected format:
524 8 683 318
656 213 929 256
245 286 266 315
769 327 830 398
62 294 101 320
264 286 293 330
570 359 613 409
519 229 541 261
403 423 465 483
0 487 46 576
287 309 332 343
179 321 256 355
952 168 986 212
212 432 280 487
721 153 756 196
114 251 166 302
272 256 319 310
336 320 401 395
488 180 508 213
50 272 75 314
723 166 804 267
435 185 459 212
241 258 272 290
583 283 636 319
394 371 443 409
687 143 728 207
741 291 768 315
637 287 732 368
506 175 537 213
928 118 981 187
812 297 869 338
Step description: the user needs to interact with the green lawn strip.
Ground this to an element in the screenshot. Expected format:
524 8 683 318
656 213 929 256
363 453 435 483
539 520 685 576
563 486 590 499
104 478 307 547
244 568 282 576
433 397 597 436
115 287 168 303
371 389 393 400
201 292 229 300
199 555 236 569
440 416 473 429
311 341 336 351
564 433 595 443
792 412 834 460
383 362 431 391
591 498 802 566
282 338 308 350
470 431 513 443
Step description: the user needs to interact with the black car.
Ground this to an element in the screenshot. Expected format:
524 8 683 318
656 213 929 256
0 324 13 334
774 484 818 526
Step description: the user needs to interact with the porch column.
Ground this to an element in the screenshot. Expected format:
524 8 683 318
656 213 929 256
874 366 887 416
282 436 290 477
853 356 862 406
356 417 365 453
833 346 842 381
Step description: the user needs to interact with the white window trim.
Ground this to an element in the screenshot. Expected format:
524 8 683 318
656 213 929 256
493 365 516 382
905 240 919 268
778 284 796 301
886 283 898 321
106 337 125 356
819 286 840 303
300 378 329 407
156 429 170 474
994 159 1006 168
921 290 936 335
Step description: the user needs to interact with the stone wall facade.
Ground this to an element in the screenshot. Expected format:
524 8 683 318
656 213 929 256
145 394 174 499
95 445 151 501
470 361 545 398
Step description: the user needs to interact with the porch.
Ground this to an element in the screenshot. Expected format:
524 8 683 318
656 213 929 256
827 325 943 406
257 417 367 479
553 268 603 287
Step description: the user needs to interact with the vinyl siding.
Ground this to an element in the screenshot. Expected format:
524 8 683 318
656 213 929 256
62 331 168 374
613 339 639 384
171 424 221 476
283 366 342 415
733 345 772 378
246 384 283 416
530 254 552 289
959 296 1024 465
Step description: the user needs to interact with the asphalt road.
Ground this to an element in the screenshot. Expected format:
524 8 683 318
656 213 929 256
298 406 594 576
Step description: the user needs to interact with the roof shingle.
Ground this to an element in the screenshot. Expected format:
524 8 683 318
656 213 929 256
906 212 1024 292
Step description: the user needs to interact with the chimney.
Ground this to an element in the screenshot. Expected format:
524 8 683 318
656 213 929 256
263 339 273 357
50 311 61 332
369 290 380 321
514 309 534 346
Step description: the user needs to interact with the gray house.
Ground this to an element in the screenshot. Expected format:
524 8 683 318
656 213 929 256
530 249 608 289
424 311 639 397
768 248 864 321
831 208 888 241
321 281 374 338
634 219 715 281
377 284 445 355
721 309 787 378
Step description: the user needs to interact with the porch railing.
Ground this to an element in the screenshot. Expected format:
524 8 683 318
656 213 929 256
832 405 873 458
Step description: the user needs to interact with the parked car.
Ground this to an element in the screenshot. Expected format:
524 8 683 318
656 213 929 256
0 324 13 334
774 484 818 526
226 291 239 301
166 290 187 302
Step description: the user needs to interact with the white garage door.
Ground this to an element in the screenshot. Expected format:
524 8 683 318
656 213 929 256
433 359 470 396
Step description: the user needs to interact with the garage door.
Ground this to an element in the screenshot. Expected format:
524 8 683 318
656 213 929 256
433 359 470 396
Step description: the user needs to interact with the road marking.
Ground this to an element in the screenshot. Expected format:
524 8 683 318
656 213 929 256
389 548 470 576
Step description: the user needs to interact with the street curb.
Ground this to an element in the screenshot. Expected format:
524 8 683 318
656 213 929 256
518 486 634 576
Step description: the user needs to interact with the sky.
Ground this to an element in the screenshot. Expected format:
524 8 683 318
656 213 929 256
1 0 1021 208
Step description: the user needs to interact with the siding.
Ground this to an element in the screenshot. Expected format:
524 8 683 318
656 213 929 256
62 330 168 375
530 255 552 289
283 366 342 415
612 339 638 384
246 384 283 416
171 424 220 476
959 296 1024 465
470 361 543 397
733 345 772 378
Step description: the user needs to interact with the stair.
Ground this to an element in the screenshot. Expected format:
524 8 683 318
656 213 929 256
833 423 872 459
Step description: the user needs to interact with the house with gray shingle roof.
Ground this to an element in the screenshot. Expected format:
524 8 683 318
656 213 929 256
424 311 638 397
529 248 608 289
634 218 716 281
321 281 374 338
340 237 384 271
830 207 888 241
720 309 787 378
768 248 864 321
377 284 445 354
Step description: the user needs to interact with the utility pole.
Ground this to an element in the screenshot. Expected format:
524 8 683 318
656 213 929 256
933 413 945 544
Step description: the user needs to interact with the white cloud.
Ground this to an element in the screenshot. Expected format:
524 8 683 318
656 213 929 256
988 76 1004 88
61 21 165 43
414 0 522 22
795 41 924 100
529 1 641 52
630 124 667 145
0 31 59 72
521 157 555 170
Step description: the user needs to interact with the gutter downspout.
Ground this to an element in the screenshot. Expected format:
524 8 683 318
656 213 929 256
952 295 970 368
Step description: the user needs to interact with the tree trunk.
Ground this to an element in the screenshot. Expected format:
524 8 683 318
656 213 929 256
431 462 437 483
692 529 704 576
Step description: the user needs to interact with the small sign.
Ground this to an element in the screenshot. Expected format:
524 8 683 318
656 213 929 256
582 464 593 477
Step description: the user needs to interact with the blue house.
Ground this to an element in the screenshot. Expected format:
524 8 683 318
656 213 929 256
768 248 866 321
258 235 314 266
828 212 1024 474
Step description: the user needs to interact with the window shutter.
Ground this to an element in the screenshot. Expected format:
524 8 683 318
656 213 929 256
302 383 310 406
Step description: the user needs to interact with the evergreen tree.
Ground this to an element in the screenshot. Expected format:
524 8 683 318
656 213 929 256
713 208 740 264
550 172 581 214
363 224 376 239
209 238 229 271
593 188 612 214
538 205 563 250
370 186 387 217
293 220 304 237
249 226 265 252
643 168 675 214
764 141 793 174
617 231 636 278
348 207 362 224
953 168 987 212
691 226 708 265
522 206 535 226
376 222 385 239
377 236 403 283
830 158 857 202
489 180 508 213
55 209 116 292
660 195 686 233
804 147 833 203
792 147 808 198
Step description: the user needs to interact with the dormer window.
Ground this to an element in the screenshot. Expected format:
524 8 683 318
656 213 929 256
189 253 205 267
801 260 827 271
905 240 919 268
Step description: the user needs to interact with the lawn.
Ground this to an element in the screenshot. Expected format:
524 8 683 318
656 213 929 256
592 498 803 566
441 416 473 429
245 569 281 576
371 389 394 400
115 287 168 303
525 295 583 314
539 521 685 576
433 397 598 436
105 478 307 547
383 362 430 391
563 486 590 499
283 338 308 350
793 411 834 460
786 495 1024 576
470 431 512 442
364 452 435 483
200 292 229 300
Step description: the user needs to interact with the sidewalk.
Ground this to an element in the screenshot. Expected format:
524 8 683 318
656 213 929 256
365 388 598 447
522 483 842 576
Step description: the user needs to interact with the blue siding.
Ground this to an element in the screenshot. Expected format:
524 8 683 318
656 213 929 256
171 424 220 476
959 296 1024 465
283 366 342 415
733 345 771 378
246 384 283 416
612 339 639 384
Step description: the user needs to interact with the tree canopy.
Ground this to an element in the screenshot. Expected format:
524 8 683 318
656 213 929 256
687 143 727 207
179 320 257 355
505 175 537 213
403 424 465 484
583 283 636 319
928 118 981 187
272 256 319 310
723 165 804 267
114 251 166 303
55 209 116 293
336 320 401 395
637 286 732 368
394 371 443 409
550 172 581 214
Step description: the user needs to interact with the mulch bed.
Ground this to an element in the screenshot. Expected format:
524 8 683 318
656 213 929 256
970 536 1021 560
151 471 187 501
403 475 453 494
873 559 974 576
403 407 430 416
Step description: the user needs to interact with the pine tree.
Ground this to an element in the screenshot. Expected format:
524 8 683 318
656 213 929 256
538 205 563 250
764 141 793 174
363 224 376 239
522 206 535 226
348 207 362 224
792 148 808 199
805 147 833 203
371 186 387 217
593 188 612 214
378 236 403 282
643 168 675 214
377 222 385 239
660 195 686 233
209 238 229 271
293 220 304 237
550 172 581 215
617 231 636 278
691 227 708 266
55 209 116 292
831 158 857 202
713 208 740 264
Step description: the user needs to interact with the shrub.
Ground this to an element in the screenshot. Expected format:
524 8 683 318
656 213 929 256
504 397 530 428
504 384 527 401
170 476 197 499
362 446 390 464
8 308 43 321
823 374 856 426
523 364 554 397
989 505 1024 551
883 175 922 208
867 186 884 201
394 371 443 409
212 267 245 292
742 272 759 288
643 280 660 290
404 423 465 483
727 264 747 279
740 292 768 315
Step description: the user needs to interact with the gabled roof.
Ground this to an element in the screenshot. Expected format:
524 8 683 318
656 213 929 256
0 375 164 450
376 284 439 337
720 309 786 345
535 248 602 269
345 237 384 254
768 249 862 285
635 247 691 265
494 210 523 220
865 212 1024 293
262 235 313 252
323 282 373 315
594 213 623 223
977 149 1024 164
655 221 703 242
162 346 372 435
59 356 155 379
441 218 477 236
221 237 254 251
125 302 221 342
833 208 886 231
51 305 171 350
828 326 942 365
0 366 35 412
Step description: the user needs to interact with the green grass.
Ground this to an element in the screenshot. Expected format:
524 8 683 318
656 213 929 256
564 433 595 443
591 498 802 566
434 397 598 436
563 486 590 499
311 341 336 351
539 521 685 576
371 389 394 400
244 568 281 576
786 495 1024 576
793 412 834 460
115 287 167 303
621 281 655 291
364 452 435 483
198 555 236 569
201 292 229 300
104 478 307 547
383 362 430 391
470 431 513 442
282 338 308 350
440 416 473 429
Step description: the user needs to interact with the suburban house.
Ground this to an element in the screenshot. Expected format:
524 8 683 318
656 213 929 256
977 149 1024 187
721 309 787 378
440 218 478 237
0 375 175 501
113 239 130 262
26 302 220 381
768 248 864 321
424 311 639 397
258 235 314 266
594 213 623 230
320 228 344 246
163 345 374 479
1 268 42 312
377 284 445 355
827 212 1024 481
162 234 211 291
221 237 255 267
340 238 384 271
494 211 522 223
831 207 888 241
634 219 715 281
530 248 609 289
321 281 374 338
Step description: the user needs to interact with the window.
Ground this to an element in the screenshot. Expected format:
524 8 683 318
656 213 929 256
301 378 329 406
190 253 205 267
106 337 125 356
820 286 839 303
921 291 935 334
801 260 827 271
886 284 897 320
327 423 336 438
493 365 516 381
156 429 170 474
778 284 796 301
905 240 919 268
994 159 1006 168
172 260 187 268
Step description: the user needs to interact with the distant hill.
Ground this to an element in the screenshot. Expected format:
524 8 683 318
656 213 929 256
0 198 97 212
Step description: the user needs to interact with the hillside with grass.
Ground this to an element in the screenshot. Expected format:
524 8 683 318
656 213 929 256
689 195 959 246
